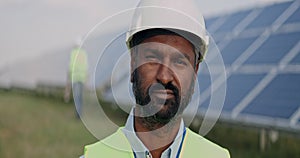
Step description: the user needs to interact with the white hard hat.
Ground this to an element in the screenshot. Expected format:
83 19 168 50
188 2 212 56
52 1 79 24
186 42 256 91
126 0 209 62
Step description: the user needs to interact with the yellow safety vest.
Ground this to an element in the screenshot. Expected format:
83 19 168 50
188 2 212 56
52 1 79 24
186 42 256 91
69 47 88 83
84 127 230 158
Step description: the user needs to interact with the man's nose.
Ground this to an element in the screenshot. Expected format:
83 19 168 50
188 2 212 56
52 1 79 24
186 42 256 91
156 64 174 85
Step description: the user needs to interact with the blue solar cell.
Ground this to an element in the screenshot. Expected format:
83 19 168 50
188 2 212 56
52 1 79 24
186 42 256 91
221 37 257 65
241 74 300 119
197 73 211 93
284 7 300 24
215 39 221 46
215 10 251 33
290 52 300 64
223 74 266 111
200 74 265 111
197 72 212 110
245 2 292 29
211 34 224 44
245 32 300 64
206 16 219 29
197 63 212 92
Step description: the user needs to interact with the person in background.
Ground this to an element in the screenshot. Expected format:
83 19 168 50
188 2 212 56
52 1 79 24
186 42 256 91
65 39 88 118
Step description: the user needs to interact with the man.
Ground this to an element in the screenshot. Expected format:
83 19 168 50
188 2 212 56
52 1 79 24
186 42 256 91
83 0 230 157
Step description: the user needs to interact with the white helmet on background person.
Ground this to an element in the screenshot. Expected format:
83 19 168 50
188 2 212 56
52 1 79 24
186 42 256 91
126 0 209 63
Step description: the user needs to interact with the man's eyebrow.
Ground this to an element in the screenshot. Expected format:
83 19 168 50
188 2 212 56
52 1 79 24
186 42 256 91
143 48 160 54
173 51 191 61
183 53 191 61
142 47 192 61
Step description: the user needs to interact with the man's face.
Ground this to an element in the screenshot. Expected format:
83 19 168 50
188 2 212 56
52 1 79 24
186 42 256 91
131 34 199 125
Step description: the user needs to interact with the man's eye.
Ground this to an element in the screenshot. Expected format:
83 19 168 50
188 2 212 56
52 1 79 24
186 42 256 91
174 59 188 66
145 55 159 61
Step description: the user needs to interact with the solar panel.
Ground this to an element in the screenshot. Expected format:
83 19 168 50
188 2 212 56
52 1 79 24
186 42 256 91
197 75 212 110
244 31 300 64
199 74 265 110
284 6 300 24
290 53 300 64
199 1 300 131
212 35 223 45
241 74 300 119
223 74 266 111
221 37 257 65
198 73 212 92
245 2 292 29
205 16 219 29
215 10 251 33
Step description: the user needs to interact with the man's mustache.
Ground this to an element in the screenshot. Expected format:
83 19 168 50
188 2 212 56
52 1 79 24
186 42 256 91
147 82 179 99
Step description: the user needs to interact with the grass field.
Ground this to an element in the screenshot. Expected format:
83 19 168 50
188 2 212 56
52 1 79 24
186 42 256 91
0 90 300 158
0 90 97 158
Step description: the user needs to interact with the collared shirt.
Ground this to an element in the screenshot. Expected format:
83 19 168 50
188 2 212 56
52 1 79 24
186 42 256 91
80 109 186 158
122 108 185 158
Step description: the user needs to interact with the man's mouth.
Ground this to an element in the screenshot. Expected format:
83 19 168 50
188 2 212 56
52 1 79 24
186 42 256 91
150 89 175 100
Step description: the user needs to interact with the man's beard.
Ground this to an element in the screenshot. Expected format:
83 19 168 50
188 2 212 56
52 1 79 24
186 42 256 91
132 69 195 129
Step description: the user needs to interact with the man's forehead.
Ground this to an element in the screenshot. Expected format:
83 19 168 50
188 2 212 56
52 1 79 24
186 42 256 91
142 34 192 46
138 34 195 58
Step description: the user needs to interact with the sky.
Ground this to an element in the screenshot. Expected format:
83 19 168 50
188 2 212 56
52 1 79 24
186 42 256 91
0 0 289 70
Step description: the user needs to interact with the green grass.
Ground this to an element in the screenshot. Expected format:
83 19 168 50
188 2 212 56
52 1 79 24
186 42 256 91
191 121 300 158
1 90 300 158
0 90 97 158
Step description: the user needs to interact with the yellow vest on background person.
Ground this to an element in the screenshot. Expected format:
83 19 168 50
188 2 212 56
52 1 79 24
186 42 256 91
84 127 230 158
69 47 88 83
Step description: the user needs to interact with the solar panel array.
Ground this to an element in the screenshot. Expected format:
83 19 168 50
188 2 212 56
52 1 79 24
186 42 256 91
199 0 300 131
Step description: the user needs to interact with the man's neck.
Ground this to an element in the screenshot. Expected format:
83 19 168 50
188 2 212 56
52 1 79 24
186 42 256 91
134 111 182 158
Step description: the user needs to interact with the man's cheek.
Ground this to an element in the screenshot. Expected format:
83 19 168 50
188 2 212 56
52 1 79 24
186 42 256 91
179 80 192 96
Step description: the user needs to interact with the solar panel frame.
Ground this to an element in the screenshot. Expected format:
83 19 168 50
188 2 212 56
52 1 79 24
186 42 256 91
215 10 252 33
290 52 300 64
201 1 300 132
244 31 300 64
221 36 258 65
202 74 266 111
284 6 300 24
245 2 292 29
240 74 300 119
